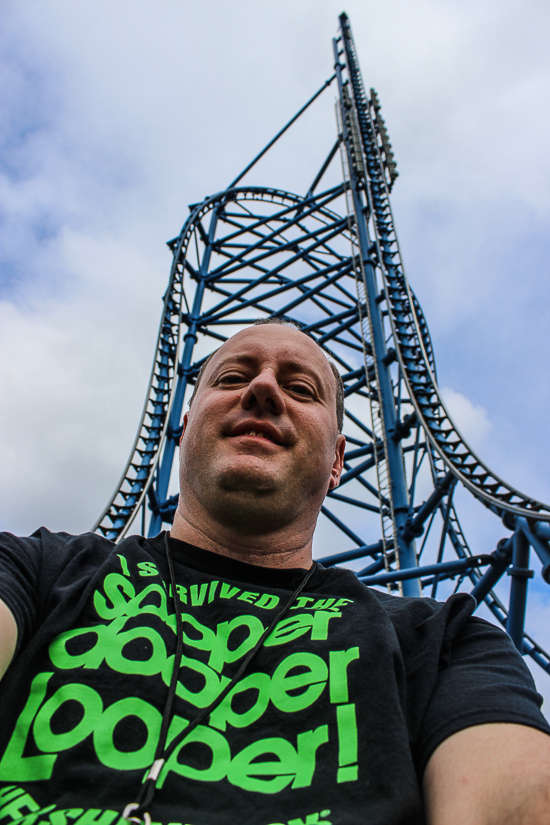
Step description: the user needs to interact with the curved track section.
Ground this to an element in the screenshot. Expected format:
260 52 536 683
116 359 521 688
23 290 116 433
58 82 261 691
339 12 550 522
92 266 183 539
92 193 232 539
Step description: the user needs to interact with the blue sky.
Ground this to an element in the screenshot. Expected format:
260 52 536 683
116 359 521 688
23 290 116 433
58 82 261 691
1 0 550 703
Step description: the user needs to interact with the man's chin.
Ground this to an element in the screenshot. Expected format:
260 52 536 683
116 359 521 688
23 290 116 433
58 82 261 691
203 466 294 532
217 465 279 496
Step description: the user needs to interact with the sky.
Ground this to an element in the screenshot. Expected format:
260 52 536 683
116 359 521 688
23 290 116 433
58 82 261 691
1 0 550 702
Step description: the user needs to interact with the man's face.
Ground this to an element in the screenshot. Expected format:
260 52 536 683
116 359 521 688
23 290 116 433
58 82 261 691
179 325 345 535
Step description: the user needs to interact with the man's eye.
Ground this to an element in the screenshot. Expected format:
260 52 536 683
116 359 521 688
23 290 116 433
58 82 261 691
219 373 245 385
289 383 315 397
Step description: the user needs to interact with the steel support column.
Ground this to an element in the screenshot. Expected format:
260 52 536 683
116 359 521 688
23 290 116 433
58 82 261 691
149 208 220 536
334 38 419 595
506 529 532 651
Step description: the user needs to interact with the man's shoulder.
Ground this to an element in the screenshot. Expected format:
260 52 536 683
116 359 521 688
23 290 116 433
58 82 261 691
316 566 475 636
0 526 159 568
319 565 475 619
369 586 475 617
363 585 479 648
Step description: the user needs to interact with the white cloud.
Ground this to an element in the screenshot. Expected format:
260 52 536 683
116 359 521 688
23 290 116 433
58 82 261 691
0 228 163 533
440 386 492 450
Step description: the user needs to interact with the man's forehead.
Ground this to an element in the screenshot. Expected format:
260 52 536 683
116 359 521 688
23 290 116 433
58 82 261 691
208 325 332 376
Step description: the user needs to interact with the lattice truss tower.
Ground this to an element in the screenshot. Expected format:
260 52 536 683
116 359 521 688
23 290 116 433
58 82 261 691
94 14 550 681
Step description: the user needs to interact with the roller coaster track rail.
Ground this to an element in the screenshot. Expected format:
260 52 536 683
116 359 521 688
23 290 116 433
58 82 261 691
339 13 550 525
93 13 550 678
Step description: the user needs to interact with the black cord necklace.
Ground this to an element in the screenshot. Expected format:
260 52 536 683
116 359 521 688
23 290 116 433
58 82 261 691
123 532 318 824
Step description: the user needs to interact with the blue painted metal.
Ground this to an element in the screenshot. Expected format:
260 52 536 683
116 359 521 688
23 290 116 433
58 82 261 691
513 516 550 580
359 555 491 588
506 529 532 651
228 75 336 189
93 14 550 679
149 207 220 536
333 39 419 595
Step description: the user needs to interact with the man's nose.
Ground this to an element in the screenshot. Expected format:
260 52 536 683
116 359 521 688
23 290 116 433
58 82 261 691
241 369 285 415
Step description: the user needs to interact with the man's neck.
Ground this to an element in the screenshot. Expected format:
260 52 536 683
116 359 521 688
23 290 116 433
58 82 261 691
169 507 313 570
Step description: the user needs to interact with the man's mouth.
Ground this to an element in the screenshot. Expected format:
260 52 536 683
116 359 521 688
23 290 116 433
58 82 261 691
240 430 274 441
230 423 283 444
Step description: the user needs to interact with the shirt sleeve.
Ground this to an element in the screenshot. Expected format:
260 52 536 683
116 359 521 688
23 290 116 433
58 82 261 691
415 615 550 775
0 531 43 651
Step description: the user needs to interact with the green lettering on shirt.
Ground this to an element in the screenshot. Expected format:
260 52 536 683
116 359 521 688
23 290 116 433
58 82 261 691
0 673 56 781
219 583 240 600
34 683 103 754
137 562 158 577
271 653 328 713
329 647 360 703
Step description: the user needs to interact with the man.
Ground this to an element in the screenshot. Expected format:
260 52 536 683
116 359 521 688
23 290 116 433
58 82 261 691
0 321 549 825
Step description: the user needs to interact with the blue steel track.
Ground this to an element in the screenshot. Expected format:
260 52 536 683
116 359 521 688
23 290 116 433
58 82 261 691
93 13 550 679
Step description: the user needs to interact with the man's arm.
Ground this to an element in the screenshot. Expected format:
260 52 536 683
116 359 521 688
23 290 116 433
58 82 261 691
423 722 550 825
0 599 17 680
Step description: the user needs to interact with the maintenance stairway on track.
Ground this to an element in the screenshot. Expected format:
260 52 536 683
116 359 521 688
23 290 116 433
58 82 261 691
93 13 550 680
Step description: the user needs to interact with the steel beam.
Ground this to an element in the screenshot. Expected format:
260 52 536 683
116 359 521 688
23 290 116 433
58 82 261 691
506 530 533 651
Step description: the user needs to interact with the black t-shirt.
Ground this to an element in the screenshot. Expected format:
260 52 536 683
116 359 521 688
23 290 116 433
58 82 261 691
0 528 548 825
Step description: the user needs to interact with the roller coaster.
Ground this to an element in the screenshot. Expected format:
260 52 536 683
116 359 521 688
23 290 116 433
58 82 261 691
93 14 550 680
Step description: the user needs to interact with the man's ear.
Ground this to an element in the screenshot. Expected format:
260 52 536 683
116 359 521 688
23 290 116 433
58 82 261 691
328 434 346 491
179 412 189 447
